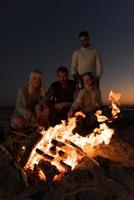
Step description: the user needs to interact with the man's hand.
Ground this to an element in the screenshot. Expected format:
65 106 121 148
55 102 71 111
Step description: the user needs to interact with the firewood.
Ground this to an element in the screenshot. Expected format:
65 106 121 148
39 160 60 181
65 139 86 156
49 145 57 155
51 139 65 147
36 148 54 161
60 160 71 172
58 150 65 157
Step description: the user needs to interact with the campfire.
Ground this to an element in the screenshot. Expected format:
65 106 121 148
23 91 121 182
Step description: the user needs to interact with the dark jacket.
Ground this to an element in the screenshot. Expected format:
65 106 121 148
44 80 76 104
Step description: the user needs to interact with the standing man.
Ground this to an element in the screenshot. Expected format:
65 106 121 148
71 31 103 89
44 66 76 125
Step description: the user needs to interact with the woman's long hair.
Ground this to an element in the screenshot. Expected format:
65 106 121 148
28 70 45 96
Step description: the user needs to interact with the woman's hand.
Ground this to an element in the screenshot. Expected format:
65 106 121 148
55 102 71 111
55 103 65 111
68 111 74 118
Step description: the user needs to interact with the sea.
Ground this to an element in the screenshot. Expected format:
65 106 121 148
0 105 134 120
0 105 134 129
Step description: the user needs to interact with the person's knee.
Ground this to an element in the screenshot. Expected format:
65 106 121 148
10 116 26 130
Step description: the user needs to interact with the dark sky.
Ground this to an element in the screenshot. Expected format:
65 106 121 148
0 0 134 106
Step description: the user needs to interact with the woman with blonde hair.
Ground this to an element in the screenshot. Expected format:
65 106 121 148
11 70 49 130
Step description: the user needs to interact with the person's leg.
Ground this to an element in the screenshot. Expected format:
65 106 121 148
35 104 49 128
42 105 50 128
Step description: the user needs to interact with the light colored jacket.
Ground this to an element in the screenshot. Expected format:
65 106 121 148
70 86 102 114
14 85 42 118
71 47 103 77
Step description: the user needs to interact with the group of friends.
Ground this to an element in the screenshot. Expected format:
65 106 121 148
10 31 103 132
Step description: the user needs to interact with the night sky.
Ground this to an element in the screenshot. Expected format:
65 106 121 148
0 0 134 106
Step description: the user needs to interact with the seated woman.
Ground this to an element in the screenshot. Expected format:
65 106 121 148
11 70 49 131
68 72 103 134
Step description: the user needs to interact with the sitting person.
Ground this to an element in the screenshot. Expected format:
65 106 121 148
68 72 103 134
44 66 76 125
11 69 49 130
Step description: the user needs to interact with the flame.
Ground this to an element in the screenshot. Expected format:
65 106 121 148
23 91 121 181
108 90 121 118
38 169 47 181
95 110 109 122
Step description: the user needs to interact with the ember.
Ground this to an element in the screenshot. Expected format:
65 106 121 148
23 91 121 182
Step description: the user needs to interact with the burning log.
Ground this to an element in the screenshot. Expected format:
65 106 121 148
58 150 66 157
33 164 40 178
49 146 57 155
26 164 39 185
39 160 60 181
65 139 86 156
36 148 54 161
25 163 46 186
16 130 43 167
51 139 65 147
60 160 72 172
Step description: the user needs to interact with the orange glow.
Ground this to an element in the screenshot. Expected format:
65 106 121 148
23 91 121 181
102 87 134 105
